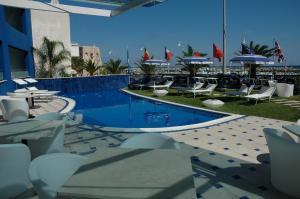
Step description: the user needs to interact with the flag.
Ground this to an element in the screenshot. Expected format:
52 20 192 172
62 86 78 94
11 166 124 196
213 43 224 62
143 48 150 61
275 41 285 63
194 51 202 57
241 43 254 55
165 47 173 61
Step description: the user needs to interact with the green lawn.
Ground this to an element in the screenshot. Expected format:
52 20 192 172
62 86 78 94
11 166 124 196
127 89 300 122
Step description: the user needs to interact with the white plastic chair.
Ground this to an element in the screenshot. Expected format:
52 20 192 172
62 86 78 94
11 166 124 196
1 98 29 122
0 144 31 199
0 96 11 120
263 128 300 198
27 122 65 159
120 133 181 149
29 153 87 199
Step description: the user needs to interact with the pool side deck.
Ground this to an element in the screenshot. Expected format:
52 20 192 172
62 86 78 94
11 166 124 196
1 95 296 199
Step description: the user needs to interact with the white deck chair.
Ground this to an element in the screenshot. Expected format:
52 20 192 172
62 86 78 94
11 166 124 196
29 153 87 199
177 82 205 93
0 144 31 199
225 84 254 96
244 86 276 104
0 96 11 120
263 128 300 198
1 98 29 122
186 83 217 98
148 80 174 90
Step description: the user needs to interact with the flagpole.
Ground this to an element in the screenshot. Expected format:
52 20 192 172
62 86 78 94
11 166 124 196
222 0 227 74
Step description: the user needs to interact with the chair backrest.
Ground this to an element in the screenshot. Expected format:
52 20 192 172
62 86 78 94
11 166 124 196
27 122 65 159
165 81 174 87
27 86 39 91
297 119 300 125
239 84 248 93
0 96 11 120
263 128 300 198
247 84 255 95
262 87 276 96
120 133 181 149
193 82 204 90
29 153 87 199
1 99 29 122
205 84 217 91
0 144 31 199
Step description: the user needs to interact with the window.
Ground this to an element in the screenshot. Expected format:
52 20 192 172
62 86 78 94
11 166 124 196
9 46 28 78
4 6 25 33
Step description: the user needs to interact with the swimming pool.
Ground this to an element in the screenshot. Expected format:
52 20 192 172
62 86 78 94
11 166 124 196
64 89 234 131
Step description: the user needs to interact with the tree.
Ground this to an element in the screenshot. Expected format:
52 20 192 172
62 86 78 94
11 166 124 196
177 45 208 77
135 58 156 75
34 37 70 78
85 60 100 76
105 59 127 74
237 41 274 78
71 57 85 76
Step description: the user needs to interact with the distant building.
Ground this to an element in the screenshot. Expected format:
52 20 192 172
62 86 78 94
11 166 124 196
71 43 80 57
79 46 102 66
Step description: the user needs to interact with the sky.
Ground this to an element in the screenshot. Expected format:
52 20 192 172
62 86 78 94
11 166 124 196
69 0 300 66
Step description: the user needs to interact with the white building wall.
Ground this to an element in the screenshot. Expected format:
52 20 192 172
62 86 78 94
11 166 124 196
31 9 72 72
71 43 80 57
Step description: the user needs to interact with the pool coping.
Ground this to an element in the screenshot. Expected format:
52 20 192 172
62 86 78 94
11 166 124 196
97 89 244 133
57 96 76 114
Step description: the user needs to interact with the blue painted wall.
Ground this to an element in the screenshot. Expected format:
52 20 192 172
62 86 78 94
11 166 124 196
36 75 129 94
0 6 34 95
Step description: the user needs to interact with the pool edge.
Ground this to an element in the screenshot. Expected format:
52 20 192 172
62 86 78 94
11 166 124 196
97 89 244 133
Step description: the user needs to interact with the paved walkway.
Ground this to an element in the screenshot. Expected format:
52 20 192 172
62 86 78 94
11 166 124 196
61 115 295 199
272 98 300 109
4 97 296 199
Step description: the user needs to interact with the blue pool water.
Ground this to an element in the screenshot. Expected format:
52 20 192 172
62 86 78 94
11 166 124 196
65 90 227 128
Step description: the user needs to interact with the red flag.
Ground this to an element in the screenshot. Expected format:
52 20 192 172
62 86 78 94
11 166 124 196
213 43 224 62
143 48 150 61
275 41 284 63
165 47 173 61
193 51 202 57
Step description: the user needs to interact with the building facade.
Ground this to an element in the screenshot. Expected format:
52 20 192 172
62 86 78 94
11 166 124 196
79 46 102 66
0 5 34 94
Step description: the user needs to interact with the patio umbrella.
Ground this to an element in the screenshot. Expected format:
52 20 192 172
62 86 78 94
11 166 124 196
177 56 213 65
143 59 170 74
230 54 274 78
177 56 213 79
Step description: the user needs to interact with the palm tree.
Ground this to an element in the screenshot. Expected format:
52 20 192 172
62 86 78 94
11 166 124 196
105 59 127 74
135 58 156 75
34 37 70 78
177 45 208 77
85 60 100 76
237 41 274 78
71 57 85 76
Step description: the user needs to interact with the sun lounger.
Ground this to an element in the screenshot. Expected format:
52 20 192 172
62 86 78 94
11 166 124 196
244 86 276 104
148 80 174 90
177 82 205 93
225 84 254 96
185 83 217 98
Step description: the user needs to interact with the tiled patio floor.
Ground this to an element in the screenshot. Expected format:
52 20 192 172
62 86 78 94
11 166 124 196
63 116 296 199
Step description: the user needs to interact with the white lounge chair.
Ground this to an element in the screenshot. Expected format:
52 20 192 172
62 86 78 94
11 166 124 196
185 83 217 98
263 128 300 198
244 86 276 104
1 98 29 122
24 78 38 84
29 153 87 199
177 81 205 93
148 80 174 90
0 96 12 120
27 121 65 159
225 84 254 96
0 144 31 199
